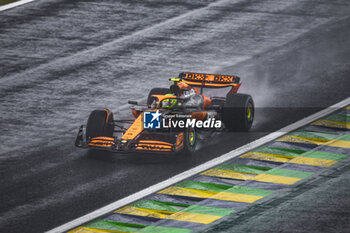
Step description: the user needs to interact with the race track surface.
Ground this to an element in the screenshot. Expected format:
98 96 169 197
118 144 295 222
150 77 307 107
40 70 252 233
1 0 350 232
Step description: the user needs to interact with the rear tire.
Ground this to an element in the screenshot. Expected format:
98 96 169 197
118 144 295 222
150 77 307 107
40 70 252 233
86 109 114 140
147 88 170 105
222 94 254 131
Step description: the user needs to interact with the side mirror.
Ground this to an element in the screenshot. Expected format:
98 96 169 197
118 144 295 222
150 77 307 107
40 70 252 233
128 101 138 105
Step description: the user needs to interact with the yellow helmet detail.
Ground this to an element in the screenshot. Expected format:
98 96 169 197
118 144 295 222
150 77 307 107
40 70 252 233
161 94 178 109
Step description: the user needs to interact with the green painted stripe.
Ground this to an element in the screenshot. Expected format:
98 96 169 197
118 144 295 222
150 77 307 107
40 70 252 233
174 180 273 197
84 219 142 232
215 163 271 174
301 150 348 160
108 221 147 228
139 225 192 233
225 186 274 197
266 168 313 179
174 180 231 192
256 146 347 161
323 114 350 123
130 199 235 217
254 146 305 156
150 201 190 208
130 200 183 212
174 180 273 196
289 130 339 140
339 134 350 142
183 205 235 216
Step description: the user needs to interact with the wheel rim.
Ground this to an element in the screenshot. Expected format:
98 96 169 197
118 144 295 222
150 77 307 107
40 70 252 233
247 103 253 122
189 128 195 146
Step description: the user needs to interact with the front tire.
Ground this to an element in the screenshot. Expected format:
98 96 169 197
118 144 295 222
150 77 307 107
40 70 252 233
86 109 114 140
222 94 254 131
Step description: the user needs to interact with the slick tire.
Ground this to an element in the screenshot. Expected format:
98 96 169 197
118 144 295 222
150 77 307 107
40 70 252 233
222 94 254 131
86 109 114 140
147 88 170 105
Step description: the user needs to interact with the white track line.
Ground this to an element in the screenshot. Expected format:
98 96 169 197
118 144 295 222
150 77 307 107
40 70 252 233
47 97 350 233
0 0 35 12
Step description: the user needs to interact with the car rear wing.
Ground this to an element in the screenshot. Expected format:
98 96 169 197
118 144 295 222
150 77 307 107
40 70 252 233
175 72 241 94
178 72 240 87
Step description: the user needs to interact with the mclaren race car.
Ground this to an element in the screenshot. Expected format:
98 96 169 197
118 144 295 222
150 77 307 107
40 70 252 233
75 72 254 153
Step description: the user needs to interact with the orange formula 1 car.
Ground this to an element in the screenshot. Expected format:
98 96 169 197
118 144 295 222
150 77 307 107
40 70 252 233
75 72 254 153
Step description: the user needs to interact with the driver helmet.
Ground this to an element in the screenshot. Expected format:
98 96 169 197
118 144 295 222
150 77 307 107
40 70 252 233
161 94 178 109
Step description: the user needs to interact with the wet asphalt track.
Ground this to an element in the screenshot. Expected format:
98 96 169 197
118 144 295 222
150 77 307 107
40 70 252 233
0 0 350 232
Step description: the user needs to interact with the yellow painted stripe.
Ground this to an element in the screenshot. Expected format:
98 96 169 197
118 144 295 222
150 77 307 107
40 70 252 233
242 151 337 167
201 169 255 180
68 227 124 233
345 106 350 110
158 186 263 203
278 135 350 149
170 211 221 224
212 192 263 203
158 186 217 199
276 135 328 145
277 135 350 149
115 206 221 224
116 206 173 219
327 140 350 149
311 119 350 130
202 169 301 185
253 174 301 185
241 152 292 163
288 157 337 167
